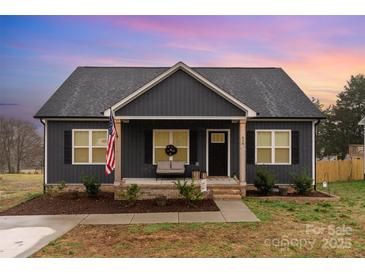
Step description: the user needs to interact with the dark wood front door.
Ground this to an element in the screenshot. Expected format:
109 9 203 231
208 131 228 176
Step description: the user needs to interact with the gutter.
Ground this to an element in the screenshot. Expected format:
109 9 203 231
40 119 46 194
314 119 321 191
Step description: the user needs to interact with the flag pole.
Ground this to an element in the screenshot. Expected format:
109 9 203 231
110 107 118 138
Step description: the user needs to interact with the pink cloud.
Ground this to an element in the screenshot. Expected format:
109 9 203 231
203 48 365 106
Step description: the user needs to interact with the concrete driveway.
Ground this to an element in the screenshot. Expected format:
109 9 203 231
0 215 87 258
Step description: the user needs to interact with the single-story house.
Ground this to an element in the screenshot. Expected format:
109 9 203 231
34 61 324 198
359 117 365 179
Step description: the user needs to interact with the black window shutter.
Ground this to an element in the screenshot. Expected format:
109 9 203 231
189 130 197 164
292 131 299 164
144 130 153 164
246 131 255 164
64 130 72 164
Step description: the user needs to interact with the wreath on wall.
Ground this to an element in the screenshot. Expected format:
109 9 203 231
165 144 178 156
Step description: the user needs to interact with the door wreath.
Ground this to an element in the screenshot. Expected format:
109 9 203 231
165 144 178 156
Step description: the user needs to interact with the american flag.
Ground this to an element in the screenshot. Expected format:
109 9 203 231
105 110 116 175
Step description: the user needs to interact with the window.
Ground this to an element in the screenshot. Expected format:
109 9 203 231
255 130 291 164
211 133 225 143
153 130 189 164
72 129 108 164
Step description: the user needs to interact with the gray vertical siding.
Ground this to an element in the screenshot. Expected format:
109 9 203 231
46 119 312 185
246 121 313 184
47 121 114 184
121 120 239 178
115 70 246 117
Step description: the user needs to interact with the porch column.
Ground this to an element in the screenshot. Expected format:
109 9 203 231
114 119 122 184
239 119 247 185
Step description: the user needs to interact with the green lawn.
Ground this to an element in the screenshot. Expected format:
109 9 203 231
0 173 43 212
34 181 365 258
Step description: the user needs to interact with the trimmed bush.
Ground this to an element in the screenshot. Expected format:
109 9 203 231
174 179 203 205
254 168 276 195
290 170 313 195
123 184 140 205
82 176 101 197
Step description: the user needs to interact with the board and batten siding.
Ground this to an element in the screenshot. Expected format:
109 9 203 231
246 121 313 184
121 120 239 178
46 119 312 184
115 69 246 117
47 121 114 184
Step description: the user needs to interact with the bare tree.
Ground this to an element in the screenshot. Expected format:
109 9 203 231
0 116 42 173
0 117 15 172
0 117 6 172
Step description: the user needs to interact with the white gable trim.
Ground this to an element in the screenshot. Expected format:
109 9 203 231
104 62 257 117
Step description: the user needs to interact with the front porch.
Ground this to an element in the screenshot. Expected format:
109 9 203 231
112 118 248 200
113 119 247 196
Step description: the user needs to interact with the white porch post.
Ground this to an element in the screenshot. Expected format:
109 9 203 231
114 119 122 184
239 119 247 195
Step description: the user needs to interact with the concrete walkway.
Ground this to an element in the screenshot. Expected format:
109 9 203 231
0 200 259 258
80 199 260 224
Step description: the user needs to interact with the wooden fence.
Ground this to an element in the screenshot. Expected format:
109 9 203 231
316 159 364 182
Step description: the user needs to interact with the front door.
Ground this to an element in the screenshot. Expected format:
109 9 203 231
208 131 228 176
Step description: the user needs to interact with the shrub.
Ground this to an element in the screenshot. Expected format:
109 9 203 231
254 168 276 195
174 179 203 205
123 184 140 205
82 176 101 197
290 170 313 195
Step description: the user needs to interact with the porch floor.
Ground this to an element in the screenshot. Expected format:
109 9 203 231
122 177 238 186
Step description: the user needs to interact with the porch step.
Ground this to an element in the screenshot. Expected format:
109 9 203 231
211 188 241 195
209 184 242 200
213 194 242 200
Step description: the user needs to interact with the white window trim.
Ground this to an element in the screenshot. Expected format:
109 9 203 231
152 129 190 165
255 129 292 165
72 129 108 165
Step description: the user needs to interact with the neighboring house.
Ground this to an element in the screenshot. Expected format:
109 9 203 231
34 62 324 197
359 117 365 179
348 144 364 159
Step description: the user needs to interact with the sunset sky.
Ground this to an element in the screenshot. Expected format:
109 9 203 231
1 16 364 125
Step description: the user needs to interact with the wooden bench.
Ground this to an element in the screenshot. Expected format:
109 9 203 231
156 161 185 180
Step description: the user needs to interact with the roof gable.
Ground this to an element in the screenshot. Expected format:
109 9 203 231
105 62 256 117
115 69 246 117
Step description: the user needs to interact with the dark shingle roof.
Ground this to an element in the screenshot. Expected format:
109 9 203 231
34 66 324 118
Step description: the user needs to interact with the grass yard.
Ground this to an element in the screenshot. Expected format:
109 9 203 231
0 173 43 212
34 181 365 258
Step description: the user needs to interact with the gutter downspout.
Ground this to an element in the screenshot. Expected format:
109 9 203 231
314 119 320 191
40 119 46 194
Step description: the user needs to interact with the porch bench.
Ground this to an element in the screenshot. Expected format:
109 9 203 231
156 161 185 180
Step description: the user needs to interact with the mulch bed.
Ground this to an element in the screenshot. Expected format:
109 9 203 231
0 192 219 216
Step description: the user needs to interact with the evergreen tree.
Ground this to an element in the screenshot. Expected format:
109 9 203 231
313 74 365 159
